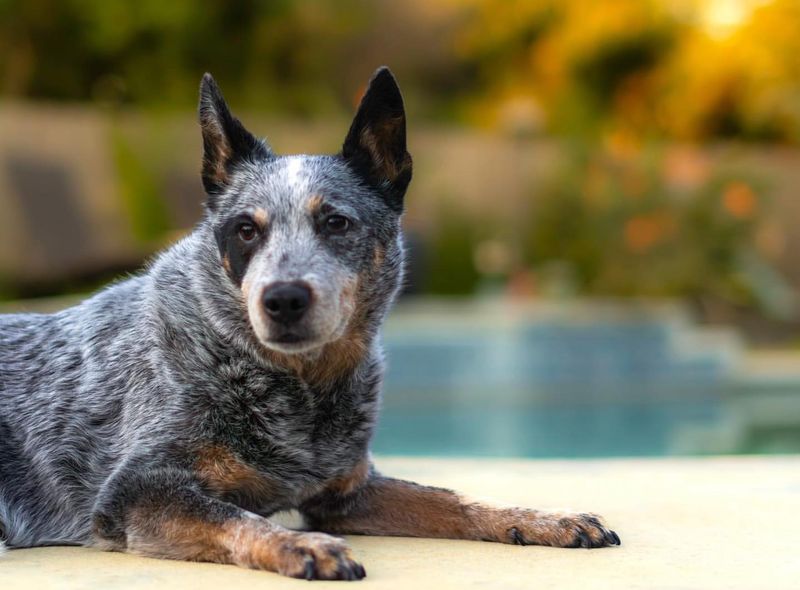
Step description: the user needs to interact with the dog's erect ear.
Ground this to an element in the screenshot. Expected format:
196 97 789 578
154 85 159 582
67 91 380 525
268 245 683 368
198 73 270 207
341 67 412 212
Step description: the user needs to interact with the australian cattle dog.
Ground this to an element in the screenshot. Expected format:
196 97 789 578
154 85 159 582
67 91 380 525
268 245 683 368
0 67 619 580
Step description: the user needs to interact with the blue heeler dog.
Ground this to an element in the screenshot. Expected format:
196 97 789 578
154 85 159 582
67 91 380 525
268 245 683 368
0 67 619 580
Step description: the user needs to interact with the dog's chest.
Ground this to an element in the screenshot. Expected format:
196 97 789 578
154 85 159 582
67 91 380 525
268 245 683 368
197 370 377 509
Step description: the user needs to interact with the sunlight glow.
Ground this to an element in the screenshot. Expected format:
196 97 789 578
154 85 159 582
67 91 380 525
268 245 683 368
701 0 771 37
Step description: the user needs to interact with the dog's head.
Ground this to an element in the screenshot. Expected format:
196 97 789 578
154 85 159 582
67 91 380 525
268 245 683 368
198 67 411 355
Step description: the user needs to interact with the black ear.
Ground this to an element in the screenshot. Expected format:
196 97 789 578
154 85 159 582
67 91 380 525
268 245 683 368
341 67 412 212
198 73 270 208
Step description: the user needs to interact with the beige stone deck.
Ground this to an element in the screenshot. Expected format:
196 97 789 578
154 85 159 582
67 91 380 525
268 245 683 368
1 456 797 589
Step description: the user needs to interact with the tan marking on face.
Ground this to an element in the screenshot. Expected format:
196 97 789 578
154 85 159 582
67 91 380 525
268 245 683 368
253 208 268 227
195 445 274 501
222 255 232 274
306 194 325 215
304 274 365 385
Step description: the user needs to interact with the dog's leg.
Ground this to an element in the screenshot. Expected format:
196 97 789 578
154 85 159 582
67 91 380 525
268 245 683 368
92 466 365 580
302 463 620 549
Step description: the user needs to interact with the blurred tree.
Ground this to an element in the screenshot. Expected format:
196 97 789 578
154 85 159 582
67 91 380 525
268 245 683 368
661 0 800 142
2 0 799 141
423 201 482 295
456 0 678 137
455 0 800 143
0 0 373 112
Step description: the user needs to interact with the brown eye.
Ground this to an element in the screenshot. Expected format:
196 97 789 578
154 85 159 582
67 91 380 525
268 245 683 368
238 223 257 242
325 215 350 234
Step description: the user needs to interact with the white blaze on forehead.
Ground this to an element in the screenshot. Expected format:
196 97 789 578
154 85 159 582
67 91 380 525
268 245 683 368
283 156 312 198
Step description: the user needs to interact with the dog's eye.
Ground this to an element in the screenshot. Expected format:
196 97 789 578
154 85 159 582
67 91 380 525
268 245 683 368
325 215 350 234
238 223 258 242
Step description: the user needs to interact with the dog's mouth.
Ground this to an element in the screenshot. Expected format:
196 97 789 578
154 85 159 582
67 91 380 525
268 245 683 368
264 329 323 354
271 332 305 344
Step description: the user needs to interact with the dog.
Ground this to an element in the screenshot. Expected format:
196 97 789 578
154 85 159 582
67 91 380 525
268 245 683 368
0 67 619 580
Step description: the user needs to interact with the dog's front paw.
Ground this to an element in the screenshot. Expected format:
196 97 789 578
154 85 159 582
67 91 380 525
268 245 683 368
273 532 366 581
506 511 621 549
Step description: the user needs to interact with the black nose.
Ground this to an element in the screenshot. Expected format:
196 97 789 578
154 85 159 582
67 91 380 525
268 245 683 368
262 282 312 325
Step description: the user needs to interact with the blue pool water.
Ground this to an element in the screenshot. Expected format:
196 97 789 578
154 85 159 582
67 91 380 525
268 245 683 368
371 304 738 458
373 397 722 458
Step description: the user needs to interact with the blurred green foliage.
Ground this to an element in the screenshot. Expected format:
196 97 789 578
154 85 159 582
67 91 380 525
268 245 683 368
110 125 171 243
3 0 800 141
522 144 771 307
423 202 482 296
0 0 373 113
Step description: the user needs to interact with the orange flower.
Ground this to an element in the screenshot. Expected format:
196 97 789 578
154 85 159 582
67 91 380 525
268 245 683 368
722 182 757 219
604 130 640 161
662 147 711 191
624 212 675 253
624 216 658 252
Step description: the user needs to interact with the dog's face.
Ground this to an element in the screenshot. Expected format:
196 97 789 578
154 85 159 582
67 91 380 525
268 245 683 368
198 68 411 354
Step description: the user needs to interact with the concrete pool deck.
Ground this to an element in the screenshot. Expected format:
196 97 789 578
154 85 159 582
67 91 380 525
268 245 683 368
1 456 797 589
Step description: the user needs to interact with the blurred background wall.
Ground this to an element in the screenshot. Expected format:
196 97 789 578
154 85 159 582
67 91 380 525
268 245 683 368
2 0 800 457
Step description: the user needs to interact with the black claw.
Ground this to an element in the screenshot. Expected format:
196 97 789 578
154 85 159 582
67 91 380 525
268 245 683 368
578 530 591 549
510 527 527 546
335 555 350 580
303 558 316 581
345 562 366 581
611 531 621 545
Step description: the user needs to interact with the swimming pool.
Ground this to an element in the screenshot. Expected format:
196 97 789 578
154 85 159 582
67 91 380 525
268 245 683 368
371 300 799 458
